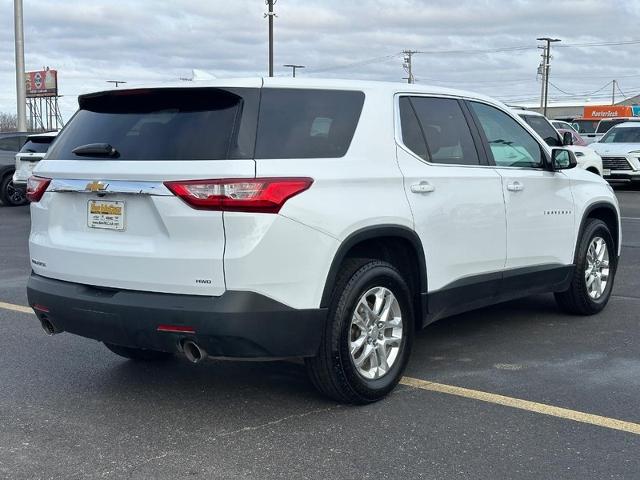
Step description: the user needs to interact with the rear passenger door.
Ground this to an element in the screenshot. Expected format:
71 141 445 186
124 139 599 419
395 95 506 303
467 101 575 270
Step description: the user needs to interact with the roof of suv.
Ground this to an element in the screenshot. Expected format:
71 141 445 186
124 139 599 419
79 77 507 110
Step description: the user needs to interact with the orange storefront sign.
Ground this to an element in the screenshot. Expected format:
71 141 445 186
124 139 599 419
583 105 632 119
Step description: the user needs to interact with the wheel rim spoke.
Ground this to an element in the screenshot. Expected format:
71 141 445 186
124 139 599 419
348 286 403 380
585 236 610 300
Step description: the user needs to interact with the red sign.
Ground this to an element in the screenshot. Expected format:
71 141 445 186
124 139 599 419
583 105 632 120
25 69 58 97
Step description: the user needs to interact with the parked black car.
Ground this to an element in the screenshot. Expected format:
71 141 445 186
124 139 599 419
0 132 29 206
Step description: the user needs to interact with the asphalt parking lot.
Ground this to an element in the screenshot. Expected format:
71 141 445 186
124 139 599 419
1 188 639 480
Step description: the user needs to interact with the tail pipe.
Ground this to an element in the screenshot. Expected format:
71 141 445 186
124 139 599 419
181 339 208 364
40 317 62 336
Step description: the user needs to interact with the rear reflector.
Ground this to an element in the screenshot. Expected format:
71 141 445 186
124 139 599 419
157 325 196 334
164 178 313 213
32 304 50 313
26 176 51 202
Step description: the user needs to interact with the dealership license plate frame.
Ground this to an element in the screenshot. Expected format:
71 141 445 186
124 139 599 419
87 200 125 231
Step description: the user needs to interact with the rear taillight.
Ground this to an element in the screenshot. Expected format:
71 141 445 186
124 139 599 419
26 176 51 202
164 178 313 213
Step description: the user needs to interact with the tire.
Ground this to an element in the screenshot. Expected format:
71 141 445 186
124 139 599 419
555 219 617 315
306 259 414 404
0 173 28 207
104 342 174 361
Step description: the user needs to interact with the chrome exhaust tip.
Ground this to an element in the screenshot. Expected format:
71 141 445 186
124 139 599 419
181 340 207 364
40 318 60 336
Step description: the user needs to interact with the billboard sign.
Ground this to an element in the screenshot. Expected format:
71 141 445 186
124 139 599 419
583 105 632 120
25 69 58 97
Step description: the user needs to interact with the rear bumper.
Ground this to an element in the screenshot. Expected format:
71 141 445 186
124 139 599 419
27 274 326 358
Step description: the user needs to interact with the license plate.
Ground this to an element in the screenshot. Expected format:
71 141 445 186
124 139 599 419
603 169 611 176
88 200 125 231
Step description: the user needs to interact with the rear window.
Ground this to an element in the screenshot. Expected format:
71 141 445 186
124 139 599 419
20 136 55 154
48 87 363 161
254 89 364 159
47 88 260 160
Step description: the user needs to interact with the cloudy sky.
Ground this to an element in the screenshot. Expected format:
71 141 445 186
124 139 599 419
1 0 639 121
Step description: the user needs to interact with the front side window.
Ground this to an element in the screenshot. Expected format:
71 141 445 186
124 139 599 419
520 114 561 147
398 96 480 166
469 102 543 168
0 135 26 152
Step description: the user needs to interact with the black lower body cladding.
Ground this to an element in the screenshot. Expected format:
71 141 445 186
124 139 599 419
27 274 326 358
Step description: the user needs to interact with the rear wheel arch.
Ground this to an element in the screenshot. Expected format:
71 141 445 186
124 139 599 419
320 225 427 329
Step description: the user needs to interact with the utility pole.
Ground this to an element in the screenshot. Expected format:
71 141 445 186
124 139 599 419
612 79 616 105
265 0 276 77
402 50 417 84
14 0 27 132
283 64 305 78
537 37 561 117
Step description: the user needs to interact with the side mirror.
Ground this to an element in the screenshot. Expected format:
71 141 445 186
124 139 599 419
562 131 574 146
550 148 577 171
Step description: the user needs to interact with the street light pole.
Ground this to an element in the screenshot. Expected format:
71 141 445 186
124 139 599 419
14 0 27 132
283 64 305 78
265 0 276 77
537 37 561 117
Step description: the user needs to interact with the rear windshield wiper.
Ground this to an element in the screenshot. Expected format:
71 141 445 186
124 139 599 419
72 143 120 158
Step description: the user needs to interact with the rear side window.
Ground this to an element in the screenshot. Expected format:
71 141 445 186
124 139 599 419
47 88 259 160
399 96 480 166
21 136 54 154
0 135 26 152
255 89 364 159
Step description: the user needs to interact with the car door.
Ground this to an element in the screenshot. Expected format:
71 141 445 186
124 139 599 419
467 101 575 272
394 95 506 314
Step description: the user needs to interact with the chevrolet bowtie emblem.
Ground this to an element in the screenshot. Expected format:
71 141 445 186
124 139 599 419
86 181 108 192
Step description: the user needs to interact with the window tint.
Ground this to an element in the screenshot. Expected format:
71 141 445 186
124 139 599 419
47 88 259 160
601 127 640 143
401 96 480 165
596 118 640 134
20 136 55 154
0 135 25 152
255 89 364 159
520 114 561 147
398 97 428 160
470 102 543 168
572 120 598 134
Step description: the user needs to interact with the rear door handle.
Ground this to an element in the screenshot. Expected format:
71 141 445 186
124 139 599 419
506 181 524 192
410 182 435 194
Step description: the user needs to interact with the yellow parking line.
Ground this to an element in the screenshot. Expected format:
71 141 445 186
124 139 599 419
0 301 34 315
1 299 638 435
401 377 640 435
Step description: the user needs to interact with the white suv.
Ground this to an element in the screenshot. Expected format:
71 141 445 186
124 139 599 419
26 78 621 403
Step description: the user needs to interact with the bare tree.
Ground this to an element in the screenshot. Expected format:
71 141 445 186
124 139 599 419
0 112 18 132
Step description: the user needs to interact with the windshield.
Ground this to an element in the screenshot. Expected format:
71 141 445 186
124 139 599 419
596 118 640 134
572 119 598 134
601 126 640 144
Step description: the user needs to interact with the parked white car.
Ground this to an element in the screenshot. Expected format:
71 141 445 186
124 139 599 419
590 122 640 183
13 132 58 187
516 110 603 176
26 79 620 403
